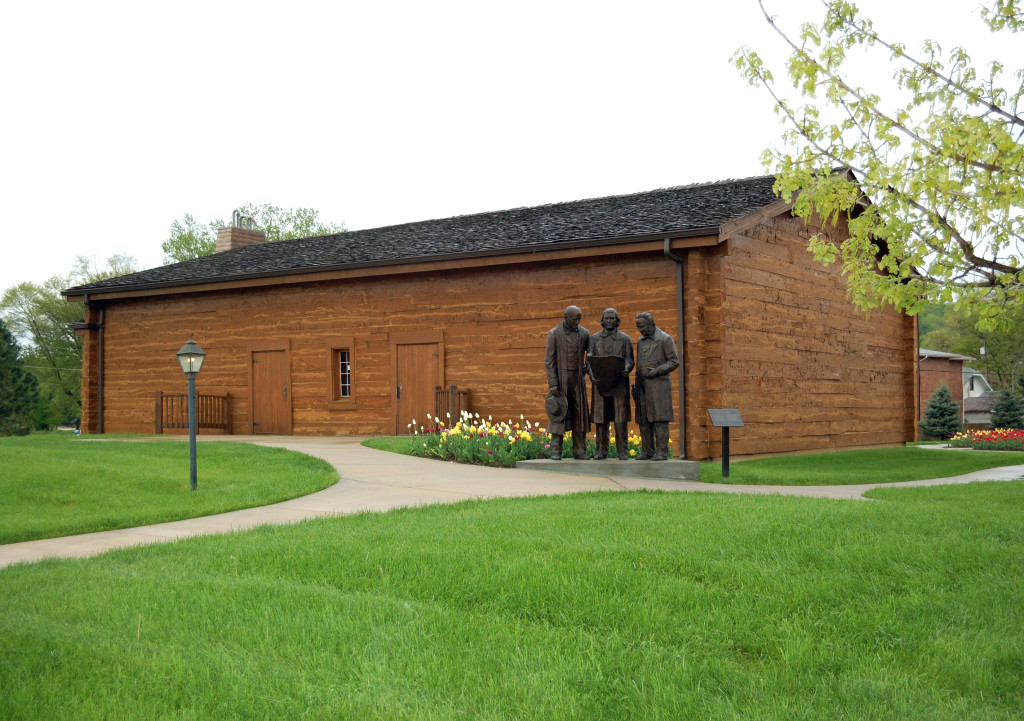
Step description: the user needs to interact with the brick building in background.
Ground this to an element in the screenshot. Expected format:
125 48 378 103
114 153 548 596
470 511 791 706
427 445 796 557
918 349 972 420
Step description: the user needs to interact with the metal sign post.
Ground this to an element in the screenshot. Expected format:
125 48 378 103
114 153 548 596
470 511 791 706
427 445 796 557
707 409 744 479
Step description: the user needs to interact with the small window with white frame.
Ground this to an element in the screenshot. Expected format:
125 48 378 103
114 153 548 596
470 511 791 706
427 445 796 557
334 349 351 399
327 338 355 407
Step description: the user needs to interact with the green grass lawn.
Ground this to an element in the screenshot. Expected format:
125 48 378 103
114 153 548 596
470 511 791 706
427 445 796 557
2 482 1022 720
0 434 338 544
698 446 1024 484
366 437 1024 485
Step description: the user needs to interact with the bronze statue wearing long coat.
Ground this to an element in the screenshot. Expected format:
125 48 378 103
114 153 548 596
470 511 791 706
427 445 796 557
588 327 633 424
544 317 591 438
635 325 679 423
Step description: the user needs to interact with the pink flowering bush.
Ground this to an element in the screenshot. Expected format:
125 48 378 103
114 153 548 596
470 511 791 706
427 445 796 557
948 428 1024 452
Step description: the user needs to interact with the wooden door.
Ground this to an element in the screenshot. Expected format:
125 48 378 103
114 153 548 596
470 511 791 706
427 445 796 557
251 350 291 434
396 343 439 434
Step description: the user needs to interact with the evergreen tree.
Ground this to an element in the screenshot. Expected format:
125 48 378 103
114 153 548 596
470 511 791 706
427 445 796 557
0 319 40 436
990 390 1024 430
919 384 963 440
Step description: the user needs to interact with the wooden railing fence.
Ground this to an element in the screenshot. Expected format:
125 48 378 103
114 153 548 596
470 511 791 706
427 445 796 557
434 385 471 425
155 391 232 434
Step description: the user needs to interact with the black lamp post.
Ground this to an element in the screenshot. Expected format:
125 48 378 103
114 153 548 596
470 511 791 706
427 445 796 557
176 335 206 491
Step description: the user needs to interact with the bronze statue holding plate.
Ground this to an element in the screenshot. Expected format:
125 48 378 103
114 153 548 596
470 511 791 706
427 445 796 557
587 308 634 460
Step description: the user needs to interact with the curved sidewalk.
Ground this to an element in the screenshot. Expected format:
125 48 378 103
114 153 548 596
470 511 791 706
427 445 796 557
2 436 1022 569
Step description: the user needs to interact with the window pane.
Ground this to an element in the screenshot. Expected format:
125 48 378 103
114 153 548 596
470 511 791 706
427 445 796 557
337 349 351 398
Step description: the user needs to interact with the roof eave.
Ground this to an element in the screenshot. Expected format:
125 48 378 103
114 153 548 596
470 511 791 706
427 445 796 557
64 227 721 300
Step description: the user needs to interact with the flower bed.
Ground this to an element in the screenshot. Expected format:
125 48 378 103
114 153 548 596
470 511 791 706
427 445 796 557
948 428 1024 452
408 412 653 468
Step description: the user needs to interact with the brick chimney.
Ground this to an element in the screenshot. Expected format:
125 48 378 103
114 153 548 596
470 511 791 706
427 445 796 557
215 209 266 252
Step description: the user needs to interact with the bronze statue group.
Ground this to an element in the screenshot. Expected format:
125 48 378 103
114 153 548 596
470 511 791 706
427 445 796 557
544 305 679 461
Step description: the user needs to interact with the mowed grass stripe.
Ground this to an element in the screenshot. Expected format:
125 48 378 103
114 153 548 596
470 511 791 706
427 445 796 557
2 484 1022 719
0 435 338 544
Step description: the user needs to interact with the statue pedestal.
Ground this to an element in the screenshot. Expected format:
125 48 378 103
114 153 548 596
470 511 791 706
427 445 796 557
516 458 700 481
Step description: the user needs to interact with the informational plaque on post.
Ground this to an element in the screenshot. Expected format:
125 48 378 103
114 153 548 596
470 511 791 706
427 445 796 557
588 356 627 395
707 408 743 478
708 409 744 427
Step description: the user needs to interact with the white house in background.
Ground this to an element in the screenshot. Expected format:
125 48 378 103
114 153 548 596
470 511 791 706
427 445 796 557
963 366 995 428
964 366 994 398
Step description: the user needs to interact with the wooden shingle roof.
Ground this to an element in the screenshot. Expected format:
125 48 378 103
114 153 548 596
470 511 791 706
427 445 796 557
66 175 780 295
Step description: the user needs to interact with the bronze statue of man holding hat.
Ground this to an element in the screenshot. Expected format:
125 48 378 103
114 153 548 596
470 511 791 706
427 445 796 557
544 305 591 460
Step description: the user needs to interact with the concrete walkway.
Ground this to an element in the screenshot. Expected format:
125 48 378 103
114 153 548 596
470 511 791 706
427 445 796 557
2 436 1023 569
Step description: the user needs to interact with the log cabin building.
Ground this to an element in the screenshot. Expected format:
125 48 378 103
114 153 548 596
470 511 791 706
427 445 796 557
64 175 918 460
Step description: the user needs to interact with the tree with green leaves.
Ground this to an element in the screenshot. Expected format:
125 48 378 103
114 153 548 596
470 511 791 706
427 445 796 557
69 253 140 283
1 277 81 426
0 319 40 436
990 389 1024 428
919 384 963 440
0 254 139 427
734 0 1023 330
162 204 346 263
162 213 221 263
919 302 1024 392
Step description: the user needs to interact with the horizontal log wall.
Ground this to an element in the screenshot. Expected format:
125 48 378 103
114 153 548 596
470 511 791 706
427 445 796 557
76 305 102 435
95 255 680 439
83 213 916 458
681 246 725 459
713 214 915 457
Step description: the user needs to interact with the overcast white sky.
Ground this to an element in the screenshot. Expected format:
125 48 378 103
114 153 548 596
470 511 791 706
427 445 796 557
1 0 1019 292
